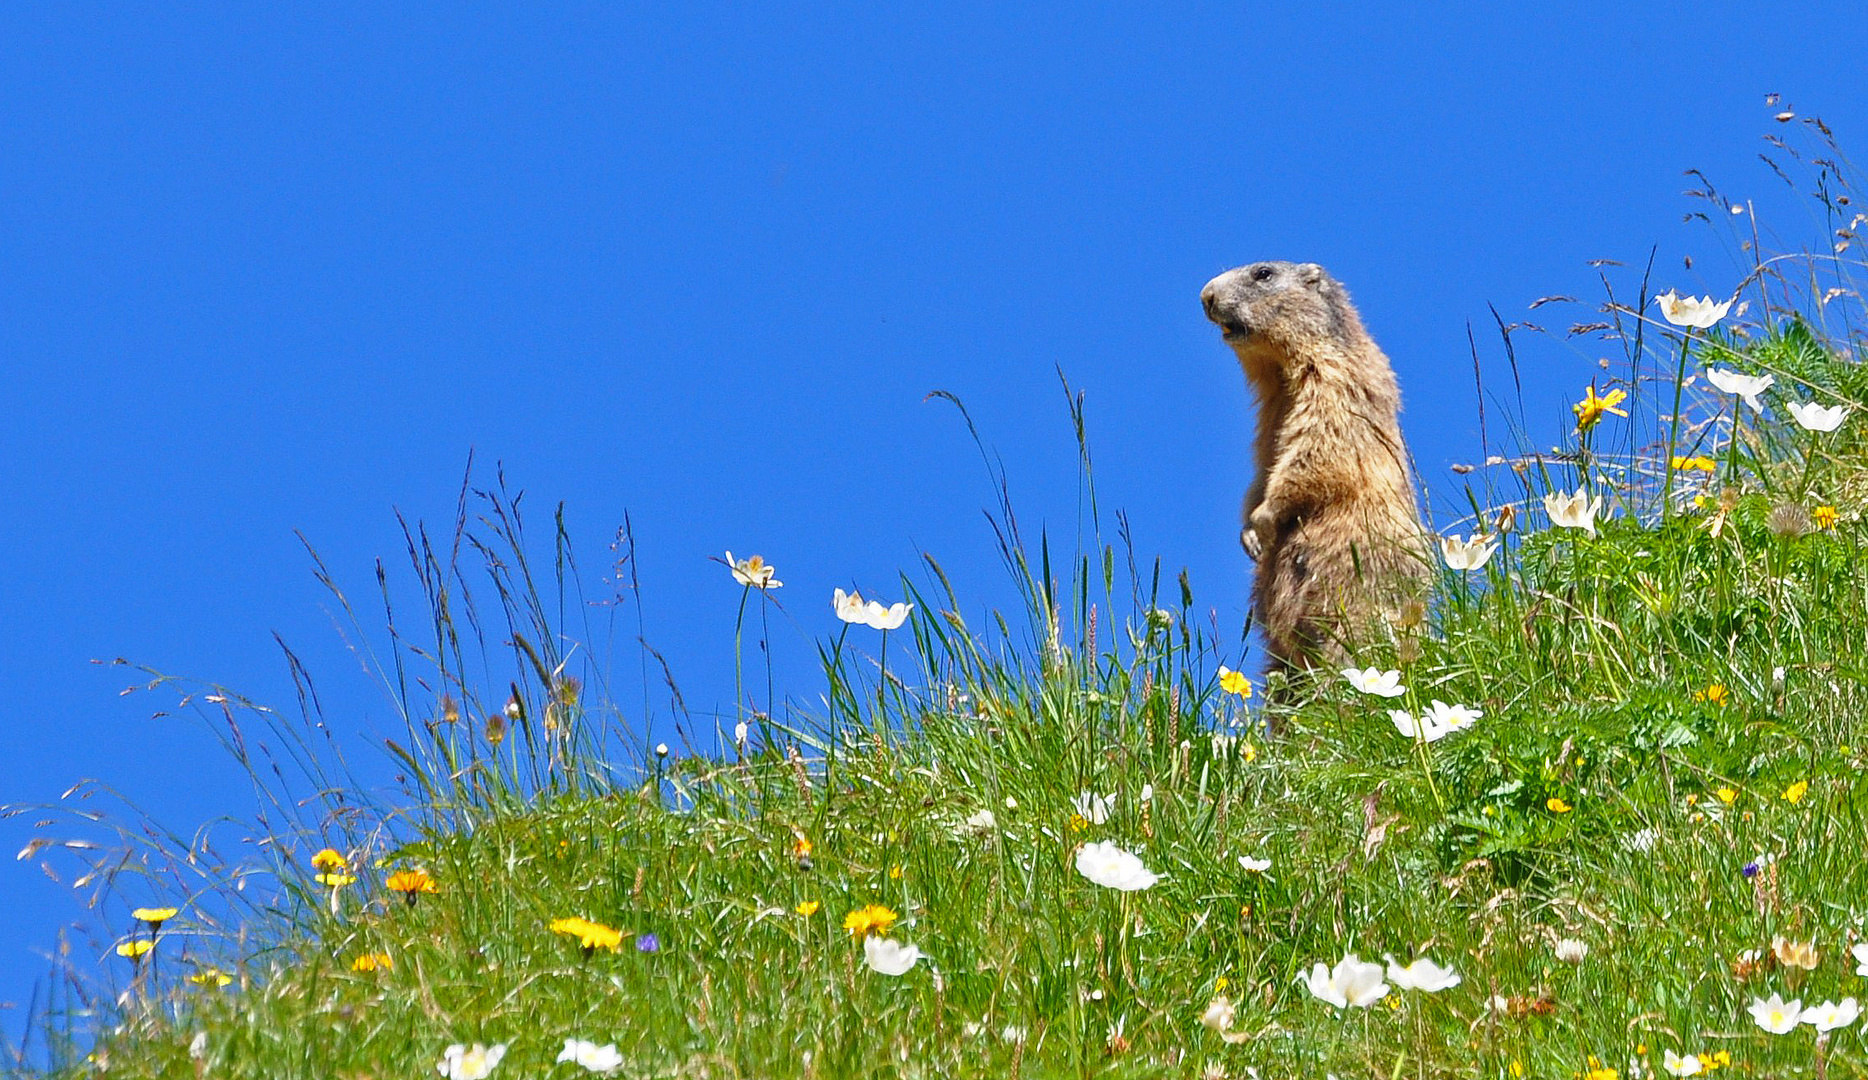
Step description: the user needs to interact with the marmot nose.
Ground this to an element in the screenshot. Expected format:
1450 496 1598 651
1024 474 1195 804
1200 284 1220 321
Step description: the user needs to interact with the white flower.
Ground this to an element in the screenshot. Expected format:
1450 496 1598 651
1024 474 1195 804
725 551 781 589
1751 992 1804 1034
1139 784 1154 802
1705 368 1774 413
1852 942 1868 977
1074 841 1159 891
833 588 913 630
438 1043 508 1080
1439 533 1499 572
863 936 926 976
1199 995 1236 1033
832 588 869 623
1423 700 1481 731
654 742 669 758
1383 954 1461 992
1553 938 1588 963
1237 855 1271 873
732 721 748 748
557 1039 624 1074
1341 667 1406 698
1072 792 1116 825
1390 709 1453 744
1297 953 1389 1008
1789 401 1849 432
1545 487 1604 535
1654 290 1733 329
1662 1049 1703 1077
1803 997 1860 1033
1626 827 1658 853
962 809 997 832
188 1032 207 1061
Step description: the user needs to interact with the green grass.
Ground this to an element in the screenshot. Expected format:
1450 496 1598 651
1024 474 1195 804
13 242 1868 1077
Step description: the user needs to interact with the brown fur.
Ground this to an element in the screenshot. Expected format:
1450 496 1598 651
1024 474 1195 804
1200 261 1428 675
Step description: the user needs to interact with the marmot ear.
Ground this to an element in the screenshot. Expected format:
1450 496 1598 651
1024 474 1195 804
1298 263 1325 285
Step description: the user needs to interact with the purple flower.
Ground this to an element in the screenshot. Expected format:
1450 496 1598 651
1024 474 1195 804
636 933 660 953
1742 861 1759 878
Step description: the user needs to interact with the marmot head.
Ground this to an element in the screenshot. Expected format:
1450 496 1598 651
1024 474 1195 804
1201 261 1361 380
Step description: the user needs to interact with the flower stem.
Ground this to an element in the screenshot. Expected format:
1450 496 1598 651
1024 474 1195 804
1661 332 1693 520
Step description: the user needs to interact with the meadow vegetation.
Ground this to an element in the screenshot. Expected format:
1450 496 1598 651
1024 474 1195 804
8 129 1868 1080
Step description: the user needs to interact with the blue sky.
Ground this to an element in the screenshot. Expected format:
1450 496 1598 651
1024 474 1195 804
2 0 1864 1049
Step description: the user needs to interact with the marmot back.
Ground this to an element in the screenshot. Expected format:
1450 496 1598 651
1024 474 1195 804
1200 261 1428 677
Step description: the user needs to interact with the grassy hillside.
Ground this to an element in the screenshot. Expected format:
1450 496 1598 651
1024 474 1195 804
12 251 1868 1078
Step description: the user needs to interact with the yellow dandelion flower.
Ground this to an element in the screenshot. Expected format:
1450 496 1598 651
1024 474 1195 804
350 952 393 972
1693 683 1729 706
888 865 903 880
385 869 438 904
310 848 347 873
1573 384 1629 430
841 904 898 939
1671 454 1716 472
1814 505 1839 530
1547 797 1573 813
131 906 178 927
1714 787 1737 806
795 900 820 917
792 835 813 859
1067 813 1088 832
1217 667 1253 699
187 968 233 987
1783 780 1809 804
116 940 153 960
549 916 623 951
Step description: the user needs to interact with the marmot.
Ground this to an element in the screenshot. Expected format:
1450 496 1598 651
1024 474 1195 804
1201 261 1428 675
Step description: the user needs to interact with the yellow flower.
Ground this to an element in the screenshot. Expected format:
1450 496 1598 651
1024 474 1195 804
1814 505 1839 530
187 968 233 987
1713 1051 1732 1067
1783 780 1809 804
841 904 898 939
350 952 393 972
792 835 813 858
310 848 347 873
1714 787 1737 806
1068 813 1089 832
1573 384 1629 430
1217 667 1253 699
315 872 357 887
131 906 178 927
1771 935 1818 970
1584 1068 1618 1080
1215 976 1229 991
1509 1062 1524 1078
1241 742 1258 764
116 940 154 960
795 901 820 917
385 869 438 903
888 865 903 880
1694 684 1729 706
549 916 624 951
1546 797 1572 813
1671 454 1716 472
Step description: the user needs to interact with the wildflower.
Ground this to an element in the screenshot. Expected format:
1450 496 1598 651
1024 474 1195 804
1074 841 1160 891
437 1043 507 1080
115 940 153 960
725 552 781 589
187 968 233 987
1749 993 1804 1034
1138 784 1154 802
1661 1049 1703 1077
550 917 624 952
655 742 669 758
1199 995 1236 1032
315 871 357 888
1788 401 1849 432
795 900 820 917
733 721 748 748
832 588 870 623
385 869 437 904
1714 787 1737 805
1814 505 1839 530
1439 531 1501 572
1297 953 1389 1008
351 952 392 972
792 834 813 859
1423 700 1480 730
1705 368 1774 413
842 905 899 939
1771 935 1818 970
1783 780 1809 804
1553 938 1588 963
1072 792 1115 825
1341 667 1406 698
1694 683 1729 706
1768 502 1813 539
131 907 178 929
310 848 347 873
832 588 911 629
1384 954 1461 992
1217 666 1253 699
635 933 660 954
1547 797 1573 814
1849 943 1868 977
862 936 926 976
557 1039 624 1074
1573 384 1629 430
1654 291 1733 329
1389 709 1452 743
1802 997 1860 1032
1237 855 1271 873
1545 487 1604 535
1627 828 1658 853
1671 454 1716 472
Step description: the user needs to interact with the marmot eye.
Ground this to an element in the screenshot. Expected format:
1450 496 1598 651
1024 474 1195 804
1251 266 1276 282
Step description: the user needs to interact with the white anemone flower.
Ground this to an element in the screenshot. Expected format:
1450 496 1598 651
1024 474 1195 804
1852 942 1868 977
1749 992 1804 1034
1662 1049 1704 1077
1341 667 1406 698
832 588 870 623
437 1043 508 1080
1705 368 1774 413
1390 709 1453 744
1553 938 1588 963
862 599 913 630
724 552 781 589
1788 401 1849 432
1439 533 1500 572
1654 290 1733 329
1072 792 1115 824
1383 954 1461 992
1199 995 1249 1043
1544 488 1604 536
556 1039 624 1074
1422 700 1481 731
862 936 927 976
1803 997 1861 1033
1297 953 1388 1008
1074 841 1159 891
1237 855 1271 873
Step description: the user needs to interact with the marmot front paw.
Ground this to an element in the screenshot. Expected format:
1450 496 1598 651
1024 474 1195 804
1240 525 1262 561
